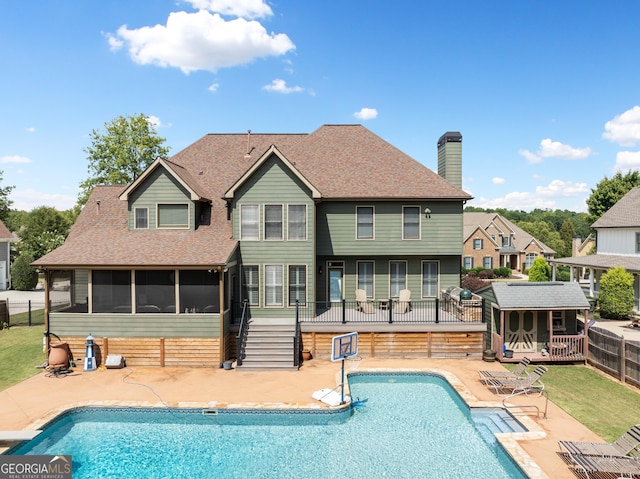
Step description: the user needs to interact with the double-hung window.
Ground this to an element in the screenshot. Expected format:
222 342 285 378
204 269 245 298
636 232 640 253
422 261 439 298
356 206 374 239
463 257 473 269
403 206 420 239
288 205 307 240
389 261 407 297
134 208 148 229
242 265 259 305
473 238 483 249
502 236 511 247
265 265 283 306
264 205 283 240
288 265 306 306
483 257 493 269
525 253 536 269
240 205 259 240
357 261 374 298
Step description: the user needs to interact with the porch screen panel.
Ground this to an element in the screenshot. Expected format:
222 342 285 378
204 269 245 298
421 261 438 298
265 265 283 306
288 265 306 306
357 261 374 298
92 270 131 313
179 270 219 313
390 261 406 297
135 270 175 313
242 266 259 305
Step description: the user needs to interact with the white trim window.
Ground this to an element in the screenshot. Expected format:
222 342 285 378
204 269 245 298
389 261 407 297
463 257 473 269
288 265 306 306
357 261 374 298
240 205 259 240
636 232 640 253
473 238 483 250
242 265 259 305
356 206 374 239
134 207 148 229
502 236 511 247
265 265 283 306
403 206 420 240
157 204 189 228
483 257 493 269
421 261 439 298
264 205 283 240
525 253 537 269
288 204 307 240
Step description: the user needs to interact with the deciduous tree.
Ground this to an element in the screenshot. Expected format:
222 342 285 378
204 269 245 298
586 171 640 224
78 114 170 206
528 257 551 282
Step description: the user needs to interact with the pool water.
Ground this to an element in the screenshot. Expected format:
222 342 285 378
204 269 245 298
8 372 528 479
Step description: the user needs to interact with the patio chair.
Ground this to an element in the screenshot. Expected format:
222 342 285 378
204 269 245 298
483 365 548 395
559 424 640 458
355 289 376 314
566 452 640 478
478 357 531 381
395 289 412 313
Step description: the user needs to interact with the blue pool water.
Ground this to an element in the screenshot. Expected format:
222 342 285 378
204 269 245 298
7 372 528 479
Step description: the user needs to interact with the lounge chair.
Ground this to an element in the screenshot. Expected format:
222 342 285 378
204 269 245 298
478 357 531 380
567 453 640 478
355 289 376 314
483 365 547 395
559 424 640 458
395 289 412 313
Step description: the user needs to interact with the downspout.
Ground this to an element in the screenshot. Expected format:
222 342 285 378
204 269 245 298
218 265 225 368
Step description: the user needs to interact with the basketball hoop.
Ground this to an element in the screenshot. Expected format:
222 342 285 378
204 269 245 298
345 355 362 371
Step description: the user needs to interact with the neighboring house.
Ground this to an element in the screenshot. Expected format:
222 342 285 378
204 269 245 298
477 281 590 363
33 126 482 368
550 186 640 313
463 212 556 273
0 220 11 290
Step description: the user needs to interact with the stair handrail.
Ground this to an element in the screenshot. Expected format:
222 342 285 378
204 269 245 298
294 300 301 367
236 299 249 366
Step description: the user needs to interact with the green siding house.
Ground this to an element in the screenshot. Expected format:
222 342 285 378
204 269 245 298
34 125 482 369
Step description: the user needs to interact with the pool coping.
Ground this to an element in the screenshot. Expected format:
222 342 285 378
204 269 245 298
7 367 549 479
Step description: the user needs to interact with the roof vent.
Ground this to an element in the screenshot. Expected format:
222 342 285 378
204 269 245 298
245 130 252 158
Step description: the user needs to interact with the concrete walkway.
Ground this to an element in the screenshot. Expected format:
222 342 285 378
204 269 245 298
0 357 607 479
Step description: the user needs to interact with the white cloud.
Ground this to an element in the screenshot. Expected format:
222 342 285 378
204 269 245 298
519 149 542 164
353 108 378 121
208 82 220 92
492 177 505 185
145 115 171 128
519 139 591 163
603 105 640 147
262 78 303 93
0 155 32 164
26 127 35 133
613 150 640 172
109 10 295 74
187 0 273 19
469 179 589 211
9 188 76 211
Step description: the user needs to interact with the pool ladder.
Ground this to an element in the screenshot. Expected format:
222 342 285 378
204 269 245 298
502 389 548 419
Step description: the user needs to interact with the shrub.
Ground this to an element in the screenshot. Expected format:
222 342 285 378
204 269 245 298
493 267 511 278
528 257 551 282
478 269 494 279
11 253 38 291
461 275 488 292
599 266 634 320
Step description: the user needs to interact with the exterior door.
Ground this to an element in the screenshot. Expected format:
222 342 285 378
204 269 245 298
505 310 537 352
328 266 343 304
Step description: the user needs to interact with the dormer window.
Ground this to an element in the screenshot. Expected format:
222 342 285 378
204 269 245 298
135 208 148 229
158 204 189 229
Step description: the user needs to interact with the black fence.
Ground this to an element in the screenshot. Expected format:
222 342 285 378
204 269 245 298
0 300 70 328
588 326 640 388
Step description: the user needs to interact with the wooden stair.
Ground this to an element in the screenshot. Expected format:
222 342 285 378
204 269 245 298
237 318 299 371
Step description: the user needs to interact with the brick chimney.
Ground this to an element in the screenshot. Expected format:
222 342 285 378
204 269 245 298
437 131 462 188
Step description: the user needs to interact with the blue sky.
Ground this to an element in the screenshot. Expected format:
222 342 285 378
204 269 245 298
2 1 640 213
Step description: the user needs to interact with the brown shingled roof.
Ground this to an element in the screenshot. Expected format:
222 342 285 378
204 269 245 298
0 219 12 240
34 124 470 268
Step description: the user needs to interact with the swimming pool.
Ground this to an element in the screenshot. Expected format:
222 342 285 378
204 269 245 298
7 372 529 479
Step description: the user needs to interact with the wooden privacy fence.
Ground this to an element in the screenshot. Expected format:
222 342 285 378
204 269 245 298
588 326 640 388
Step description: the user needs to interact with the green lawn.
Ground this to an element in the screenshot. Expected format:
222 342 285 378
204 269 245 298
0 325 46 390
1 326 639 442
